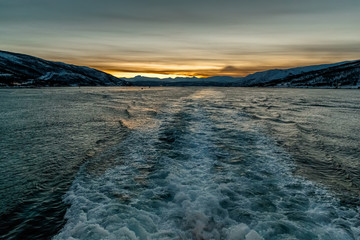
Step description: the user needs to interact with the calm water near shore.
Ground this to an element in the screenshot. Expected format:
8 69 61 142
0 87 359 239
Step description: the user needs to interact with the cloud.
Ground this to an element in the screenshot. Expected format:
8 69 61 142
284 42 360 54
1 0 357 26
220 66 242 73
1 0 359 79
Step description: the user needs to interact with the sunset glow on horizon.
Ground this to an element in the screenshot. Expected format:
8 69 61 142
111 72 200 79
1 0 359 78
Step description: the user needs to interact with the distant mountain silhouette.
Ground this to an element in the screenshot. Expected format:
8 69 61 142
1 50 359 88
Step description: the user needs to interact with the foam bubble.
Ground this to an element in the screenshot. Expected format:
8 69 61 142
228 223 250 240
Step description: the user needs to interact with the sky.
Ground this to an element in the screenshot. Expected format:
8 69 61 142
1 0 360 78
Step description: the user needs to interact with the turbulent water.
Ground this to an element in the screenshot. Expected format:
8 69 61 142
0 87 359 240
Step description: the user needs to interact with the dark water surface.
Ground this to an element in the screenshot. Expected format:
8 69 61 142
0 87 359 239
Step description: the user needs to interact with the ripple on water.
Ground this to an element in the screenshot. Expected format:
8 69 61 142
54 89 360 240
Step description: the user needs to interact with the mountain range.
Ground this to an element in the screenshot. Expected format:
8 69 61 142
127 61 360 88
1 50 359 88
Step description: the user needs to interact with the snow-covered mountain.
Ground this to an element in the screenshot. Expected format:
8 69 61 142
251 60 360 88
239 61 353 86
126 60 360 88
0 50 126 87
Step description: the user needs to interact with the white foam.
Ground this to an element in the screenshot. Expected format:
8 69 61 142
228 223 250 240
246 230 264 240
54 89 360 240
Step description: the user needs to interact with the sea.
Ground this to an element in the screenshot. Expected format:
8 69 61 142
0 87 359 240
